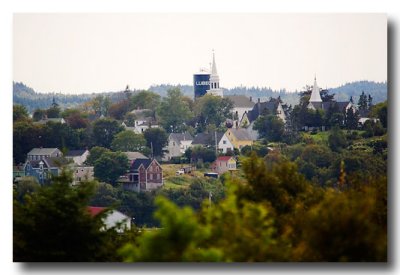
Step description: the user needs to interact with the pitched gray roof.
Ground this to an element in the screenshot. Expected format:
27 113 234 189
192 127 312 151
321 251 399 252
247 101 279 123
310 101 351 112
192 132 224 146
65 150 87 157
27 157 69 168
27 148 62 156
124 152 149 161
169 133 193 143
131 158 153 171
225 95 255 108
228 128 252 141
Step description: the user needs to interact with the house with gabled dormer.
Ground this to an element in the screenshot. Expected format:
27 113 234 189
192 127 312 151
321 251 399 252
239 97 287 140
24 157 70 184
163 132 193 161
191 132 234 154
27 148 63 161
121 158 163 192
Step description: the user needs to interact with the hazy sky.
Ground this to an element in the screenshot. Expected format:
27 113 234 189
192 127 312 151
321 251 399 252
13 13 387 94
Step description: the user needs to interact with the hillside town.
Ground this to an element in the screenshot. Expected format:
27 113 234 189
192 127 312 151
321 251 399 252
13 51 388 262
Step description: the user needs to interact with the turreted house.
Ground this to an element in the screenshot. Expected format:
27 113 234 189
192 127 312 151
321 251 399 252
24 157 69 184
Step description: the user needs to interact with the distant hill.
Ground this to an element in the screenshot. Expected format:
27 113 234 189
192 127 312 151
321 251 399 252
329 81 387 104
13 82 96 113
149 81 387 106
14 80 387 113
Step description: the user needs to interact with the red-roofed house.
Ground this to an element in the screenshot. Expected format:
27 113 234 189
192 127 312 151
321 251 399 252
211 156 237 175
87 206 131 232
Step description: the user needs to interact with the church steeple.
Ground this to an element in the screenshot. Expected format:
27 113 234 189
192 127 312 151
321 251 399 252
209 50 220 89
309 76 322 103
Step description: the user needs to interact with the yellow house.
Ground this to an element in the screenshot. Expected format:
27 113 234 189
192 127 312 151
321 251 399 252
225 128 253 150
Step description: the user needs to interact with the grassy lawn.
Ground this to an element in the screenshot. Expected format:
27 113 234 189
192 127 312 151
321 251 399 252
162 164 205 190
302 131 330 144
163 175 192 189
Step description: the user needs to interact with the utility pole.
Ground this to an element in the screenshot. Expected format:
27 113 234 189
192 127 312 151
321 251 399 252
151 142 153 159
215 131 218 156
209 191 212 208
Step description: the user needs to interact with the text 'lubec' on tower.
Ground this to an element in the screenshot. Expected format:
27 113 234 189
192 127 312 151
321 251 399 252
193 50 223 99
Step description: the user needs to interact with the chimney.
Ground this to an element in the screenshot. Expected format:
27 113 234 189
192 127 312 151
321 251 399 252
250 96 252 102
258 98 260 103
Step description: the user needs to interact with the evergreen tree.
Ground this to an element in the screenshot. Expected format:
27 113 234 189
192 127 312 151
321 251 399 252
358 91 368 112
344 108 359 130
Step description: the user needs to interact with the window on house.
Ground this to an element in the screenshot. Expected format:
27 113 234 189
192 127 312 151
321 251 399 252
150 174 153 180
223 140 226 144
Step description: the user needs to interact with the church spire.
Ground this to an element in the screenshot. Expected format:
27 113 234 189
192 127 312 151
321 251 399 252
211 49 218 76
206 50 223 97
209 50 220 88
309 75 322 103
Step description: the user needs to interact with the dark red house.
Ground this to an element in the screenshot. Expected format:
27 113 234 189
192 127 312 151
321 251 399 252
122 158 163 192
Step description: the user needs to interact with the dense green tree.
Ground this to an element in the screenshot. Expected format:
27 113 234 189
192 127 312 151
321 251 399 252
193 95 234 131
90 95 111 117
370 101 387 128
92 118 124 148
130 90 161 110
293 184 386 261
300 144 333 168
14 176 40 203
111 130 147 152
90 182 120 206
143 128 168 158
157 88 193 133
32 108 46 121
14 171 122 261
187 146 217 164
86 146 111 165
109 99 131 120
344 108 360 130
358 91 368 112
368 94 373 109
13 121 44 164
254 114 285 142
120 183 276 262
62 108 89 129
329 112 345 127
46 105 61 118
328 126 348 152
237 153 318 216
362 120 386 138
93 151 129 185
123 113 136 127
42 122 81 152
13 104 30 122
